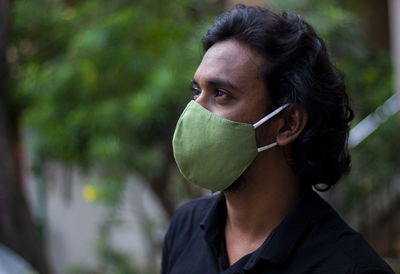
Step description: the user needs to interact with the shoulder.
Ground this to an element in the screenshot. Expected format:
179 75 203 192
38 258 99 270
173 194 218 220
310 194 394 273
169 194 218 230
335 231 394 273
163 194 219 247
161 194 220 273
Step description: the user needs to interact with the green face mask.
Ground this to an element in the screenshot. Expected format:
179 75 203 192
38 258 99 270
172 100 288 192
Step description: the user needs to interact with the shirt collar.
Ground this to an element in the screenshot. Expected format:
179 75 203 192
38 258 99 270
200 192 226 251
258 188 320 264
199 188 321 265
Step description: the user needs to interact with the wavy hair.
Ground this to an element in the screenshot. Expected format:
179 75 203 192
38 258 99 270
202 5 354 190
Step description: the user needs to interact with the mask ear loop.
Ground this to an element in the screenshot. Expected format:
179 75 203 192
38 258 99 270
253 104 289 129
253 104 289 153
257 142 277 152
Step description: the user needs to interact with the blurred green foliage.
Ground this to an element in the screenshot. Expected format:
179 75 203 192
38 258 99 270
11 0 203 175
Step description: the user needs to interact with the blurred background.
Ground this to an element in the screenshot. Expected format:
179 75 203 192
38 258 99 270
0 0 399 273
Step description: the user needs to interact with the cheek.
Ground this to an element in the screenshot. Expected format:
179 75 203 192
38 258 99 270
217 101 265 124
212 83 267 124
213 108 246 122
235 96 267 124
240 84 268 123
255 122 277 147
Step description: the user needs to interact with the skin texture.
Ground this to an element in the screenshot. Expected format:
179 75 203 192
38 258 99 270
192 39 308 266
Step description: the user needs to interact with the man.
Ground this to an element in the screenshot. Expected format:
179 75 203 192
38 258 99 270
162 5 394 274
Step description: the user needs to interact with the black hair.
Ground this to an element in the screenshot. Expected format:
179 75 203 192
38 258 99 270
202 5 354 190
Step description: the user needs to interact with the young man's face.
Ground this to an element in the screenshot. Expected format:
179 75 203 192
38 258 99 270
191 39 268 125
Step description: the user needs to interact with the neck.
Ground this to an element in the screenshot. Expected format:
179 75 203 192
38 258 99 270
223 149 301 242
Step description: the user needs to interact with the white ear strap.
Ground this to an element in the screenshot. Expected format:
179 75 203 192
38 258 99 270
253 104 289 129
257 142 277 152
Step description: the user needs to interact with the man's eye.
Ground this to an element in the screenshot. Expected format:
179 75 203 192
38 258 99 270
215 89 228 97
191 87 201 97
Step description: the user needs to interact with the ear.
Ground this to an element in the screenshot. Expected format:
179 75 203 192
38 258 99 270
276 104 308 146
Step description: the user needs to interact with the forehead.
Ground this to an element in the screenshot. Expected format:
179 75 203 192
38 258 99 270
194 40 264 89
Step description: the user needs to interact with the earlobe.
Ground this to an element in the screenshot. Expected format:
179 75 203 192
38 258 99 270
276 104 308 146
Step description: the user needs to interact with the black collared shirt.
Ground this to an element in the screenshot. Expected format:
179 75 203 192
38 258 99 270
161 189 394 274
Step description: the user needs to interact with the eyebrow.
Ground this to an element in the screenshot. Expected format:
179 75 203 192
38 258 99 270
191 77 240 91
